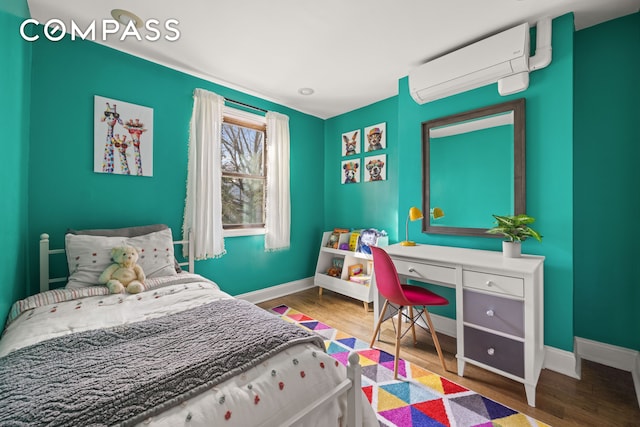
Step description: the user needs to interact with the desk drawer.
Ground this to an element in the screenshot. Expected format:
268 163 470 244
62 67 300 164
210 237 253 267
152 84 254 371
463 270 523 298
464 326 524 378
463 290 524 338
394 259 456 285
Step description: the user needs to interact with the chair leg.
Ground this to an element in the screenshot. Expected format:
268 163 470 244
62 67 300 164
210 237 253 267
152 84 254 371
369 300 389 348
408 306 417 345
423 307 447 372
394 305 404 379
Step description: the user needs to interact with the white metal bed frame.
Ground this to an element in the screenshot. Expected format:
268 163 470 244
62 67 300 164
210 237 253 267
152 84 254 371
39 231 195 293
36 230 365 426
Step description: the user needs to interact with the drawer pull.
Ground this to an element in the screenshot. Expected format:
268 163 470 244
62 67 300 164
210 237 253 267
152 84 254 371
487 347 495 356
486 309 495 317
408 267 416 273
485 280 493 287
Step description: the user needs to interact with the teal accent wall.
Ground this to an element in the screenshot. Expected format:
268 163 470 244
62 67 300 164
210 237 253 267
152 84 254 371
325 15 575 349
27 33 325 296
323 96 400 241
574 12 640 350
401 14 575 351
0 5 31 326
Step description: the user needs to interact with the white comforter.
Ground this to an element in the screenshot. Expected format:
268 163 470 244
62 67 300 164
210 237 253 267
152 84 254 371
0 274 376 426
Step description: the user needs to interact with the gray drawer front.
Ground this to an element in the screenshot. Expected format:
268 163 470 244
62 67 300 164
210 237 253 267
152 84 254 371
463 290 524 338
464 326 524 378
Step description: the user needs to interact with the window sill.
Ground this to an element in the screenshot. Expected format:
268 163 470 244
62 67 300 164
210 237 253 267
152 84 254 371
224 228 266 238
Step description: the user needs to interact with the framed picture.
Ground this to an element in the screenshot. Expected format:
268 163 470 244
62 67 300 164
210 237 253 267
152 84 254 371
94 95 154 176
341 159 360 184
364 122 386 152
341 129 361 156
364 154 387 182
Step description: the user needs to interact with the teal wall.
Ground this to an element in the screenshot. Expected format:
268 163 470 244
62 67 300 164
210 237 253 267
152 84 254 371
323 96 400 241
325 15 576 350
574 12 640 350
0 6 31 327
26 32 325 297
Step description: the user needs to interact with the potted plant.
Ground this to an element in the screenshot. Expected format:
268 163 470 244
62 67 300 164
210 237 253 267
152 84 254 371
486 214 542 258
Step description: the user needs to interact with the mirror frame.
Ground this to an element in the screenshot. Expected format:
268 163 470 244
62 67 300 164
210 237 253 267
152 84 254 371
422 98 526 237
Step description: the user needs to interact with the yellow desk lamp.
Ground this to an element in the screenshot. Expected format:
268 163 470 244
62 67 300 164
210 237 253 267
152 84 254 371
401 206 445 246
401 207 423 246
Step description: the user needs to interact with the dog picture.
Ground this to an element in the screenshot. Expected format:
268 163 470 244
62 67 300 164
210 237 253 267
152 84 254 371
364 122 386 152
341 160 360 184
364 154 386 182
341 129 360 156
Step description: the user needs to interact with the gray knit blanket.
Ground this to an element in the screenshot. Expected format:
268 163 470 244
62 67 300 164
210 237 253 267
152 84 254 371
0 298 325 426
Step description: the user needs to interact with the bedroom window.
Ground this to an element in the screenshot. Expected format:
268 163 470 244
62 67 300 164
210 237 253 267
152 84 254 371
221 107 267 236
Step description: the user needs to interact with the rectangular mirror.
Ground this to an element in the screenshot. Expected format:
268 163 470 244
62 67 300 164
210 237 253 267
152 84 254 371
422 98 525 237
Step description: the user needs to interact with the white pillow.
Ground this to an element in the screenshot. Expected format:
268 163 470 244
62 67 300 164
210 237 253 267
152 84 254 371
65 229 177 289
127 229 178 279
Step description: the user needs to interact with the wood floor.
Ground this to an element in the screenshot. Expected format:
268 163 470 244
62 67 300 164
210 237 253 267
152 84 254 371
257 288 640 427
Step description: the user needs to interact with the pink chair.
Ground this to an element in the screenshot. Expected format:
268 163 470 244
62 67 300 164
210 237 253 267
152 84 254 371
369 246 449 378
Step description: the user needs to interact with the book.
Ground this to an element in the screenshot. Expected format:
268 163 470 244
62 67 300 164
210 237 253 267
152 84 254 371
349 275 371 285
348 232 360 251
347 263 363 277
333 227 350 233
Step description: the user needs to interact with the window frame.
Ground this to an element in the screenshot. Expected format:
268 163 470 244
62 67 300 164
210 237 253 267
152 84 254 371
221 106 267 237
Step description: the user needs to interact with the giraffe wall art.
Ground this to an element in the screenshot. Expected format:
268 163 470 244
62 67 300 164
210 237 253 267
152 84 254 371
93 95 154 177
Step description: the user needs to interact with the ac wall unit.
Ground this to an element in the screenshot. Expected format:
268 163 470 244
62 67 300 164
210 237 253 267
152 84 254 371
409 23 530 104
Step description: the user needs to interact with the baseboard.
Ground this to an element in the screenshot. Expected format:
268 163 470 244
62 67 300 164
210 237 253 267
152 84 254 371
575 336 639 372
544 345 580 379
575 337 640 408
236 277 315 304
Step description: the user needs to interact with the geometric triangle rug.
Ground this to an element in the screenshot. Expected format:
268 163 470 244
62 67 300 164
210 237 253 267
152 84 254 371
270 305 551 427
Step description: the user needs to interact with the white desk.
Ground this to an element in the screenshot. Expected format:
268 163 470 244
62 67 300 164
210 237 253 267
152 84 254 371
372 243 545 407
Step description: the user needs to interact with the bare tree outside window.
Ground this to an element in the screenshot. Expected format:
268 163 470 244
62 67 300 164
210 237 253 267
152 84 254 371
221 116 266 228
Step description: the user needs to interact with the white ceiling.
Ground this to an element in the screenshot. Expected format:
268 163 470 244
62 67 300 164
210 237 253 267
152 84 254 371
26 0 640 119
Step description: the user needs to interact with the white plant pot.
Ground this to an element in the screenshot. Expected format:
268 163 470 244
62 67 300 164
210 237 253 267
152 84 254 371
502 241 521 258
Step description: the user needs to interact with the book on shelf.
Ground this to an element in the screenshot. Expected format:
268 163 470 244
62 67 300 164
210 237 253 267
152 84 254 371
333 227 350 233
349 274 371 285
348 232 360 251
347 263 363 277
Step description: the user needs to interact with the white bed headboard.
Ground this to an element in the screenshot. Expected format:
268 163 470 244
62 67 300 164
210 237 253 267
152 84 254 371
39 230 194 293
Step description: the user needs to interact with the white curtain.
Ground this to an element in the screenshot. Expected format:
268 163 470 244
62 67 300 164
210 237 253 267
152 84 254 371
182 88 226 260
264 111 291 251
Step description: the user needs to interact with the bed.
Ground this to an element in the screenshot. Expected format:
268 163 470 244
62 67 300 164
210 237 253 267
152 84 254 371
0 225 376 426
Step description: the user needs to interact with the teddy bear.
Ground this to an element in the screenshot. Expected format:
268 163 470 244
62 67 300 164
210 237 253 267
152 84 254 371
98 245 146 294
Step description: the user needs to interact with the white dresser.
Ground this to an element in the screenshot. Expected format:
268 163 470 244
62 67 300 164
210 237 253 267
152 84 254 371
374 243 545 406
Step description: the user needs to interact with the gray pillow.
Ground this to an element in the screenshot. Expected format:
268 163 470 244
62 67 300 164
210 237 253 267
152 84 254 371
66 224 182 273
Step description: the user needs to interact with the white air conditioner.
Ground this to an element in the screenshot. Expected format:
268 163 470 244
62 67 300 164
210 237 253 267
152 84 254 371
409 23 531 104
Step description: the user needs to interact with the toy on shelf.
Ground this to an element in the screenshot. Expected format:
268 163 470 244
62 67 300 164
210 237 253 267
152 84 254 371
326 257 343 277
326 232 340 248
